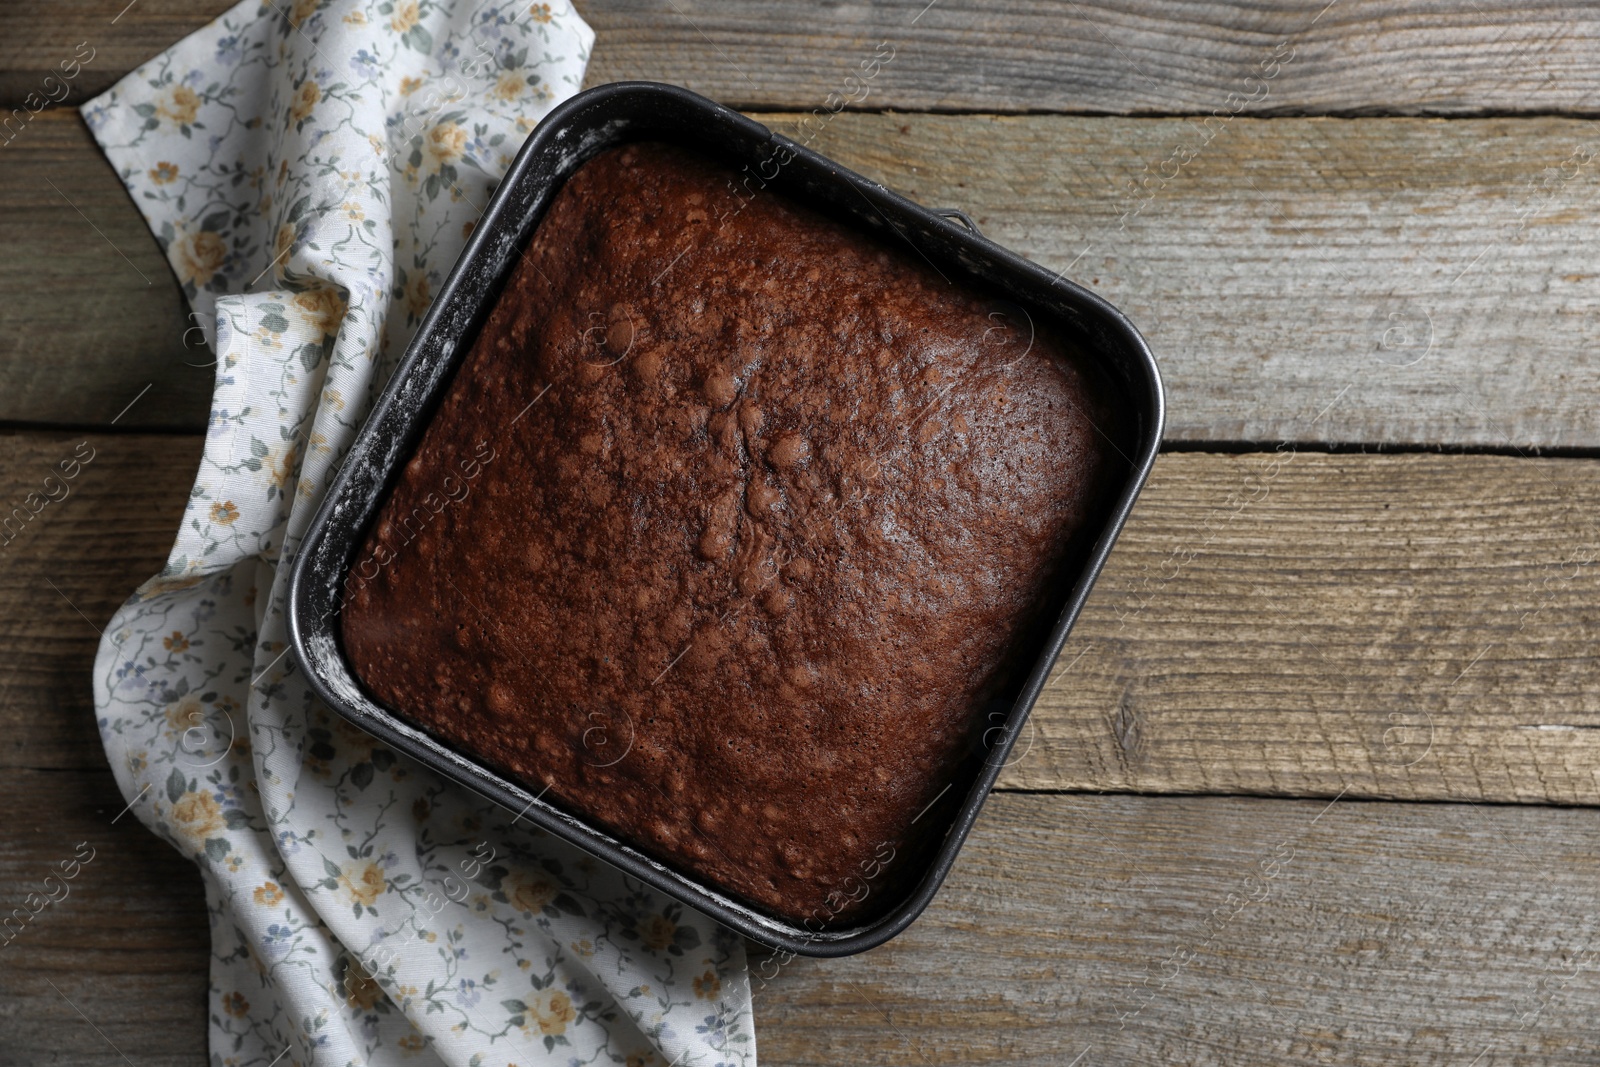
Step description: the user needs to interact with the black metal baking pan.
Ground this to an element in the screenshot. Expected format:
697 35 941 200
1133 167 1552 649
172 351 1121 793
287 81 1164 958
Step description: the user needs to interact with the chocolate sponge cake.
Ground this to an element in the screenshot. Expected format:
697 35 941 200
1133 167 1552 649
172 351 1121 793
339 141 1119 924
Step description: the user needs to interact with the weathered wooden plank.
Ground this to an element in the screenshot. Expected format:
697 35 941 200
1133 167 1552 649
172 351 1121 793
8 434 1600 809
0 768 209 1067
0 0 232 108
580 0 1600 116
14 110 1600 445
763 111 1600 451
1016 450 1600 805
0 112 212 431
9 787 1600 1066
0 431 200 771
758 792 1600 1066
6 0 1600 115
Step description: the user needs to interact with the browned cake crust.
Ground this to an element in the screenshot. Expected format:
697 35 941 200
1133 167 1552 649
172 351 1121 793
340 141 1118 924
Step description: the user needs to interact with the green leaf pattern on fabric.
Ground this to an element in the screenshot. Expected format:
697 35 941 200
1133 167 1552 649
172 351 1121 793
81 2 755 1064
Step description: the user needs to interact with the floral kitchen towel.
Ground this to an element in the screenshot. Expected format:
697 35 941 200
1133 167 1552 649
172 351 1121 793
82 2 756 1065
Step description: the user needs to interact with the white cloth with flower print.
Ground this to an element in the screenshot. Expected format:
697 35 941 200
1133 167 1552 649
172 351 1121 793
82 2 756 1065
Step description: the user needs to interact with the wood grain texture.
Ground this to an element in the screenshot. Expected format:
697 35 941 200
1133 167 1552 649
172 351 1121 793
757 792 1600 1066
1014 450 1600 805
8 434 1600 808
8 4 1600 1064
15 110 1600 445
7 788 1600 1067
6 0 1600 115
0 431 201 771
0 112 212 430
0 767 209 1067
759 111 1600 450
0 0 233 107
577 1 1600 116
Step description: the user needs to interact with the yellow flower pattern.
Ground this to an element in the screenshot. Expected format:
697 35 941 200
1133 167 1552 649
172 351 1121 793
344 964 384 1009
641 914 677 951
170 790 226 844
424 121 467 169
493 71 525 102
403 270 431 318
693 969 721 1000
340 862 386 907
81 2 746 1064
173 229 228 288
389 0 420 33
156 84 200 126
163 692 202 732
509 872 558 914
293 287 347 340
289 79 321 123
272 222 296 271
530 989 576 1036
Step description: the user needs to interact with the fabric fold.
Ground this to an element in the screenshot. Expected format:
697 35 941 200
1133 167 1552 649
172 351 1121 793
83 2 754 1064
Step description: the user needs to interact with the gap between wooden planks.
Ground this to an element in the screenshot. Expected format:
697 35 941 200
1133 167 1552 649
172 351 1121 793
761 110 1600 451
756 792 1600 1067
0 767 210 1067
9 110 1600 449
3 0 1599 114
7 784 1600 1066
6 4 1600 1064
6 431 1600 805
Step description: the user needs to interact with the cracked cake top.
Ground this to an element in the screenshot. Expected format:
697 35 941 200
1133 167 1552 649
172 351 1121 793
339 141 1120 924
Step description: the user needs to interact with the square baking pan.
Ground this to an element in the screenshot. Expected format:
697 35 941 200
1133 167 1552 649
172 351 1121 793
287 81 1164 957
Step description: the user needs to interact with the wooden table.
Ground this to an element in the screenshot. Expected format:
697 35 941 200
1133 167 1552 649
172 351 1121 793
5 2 1600 1063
